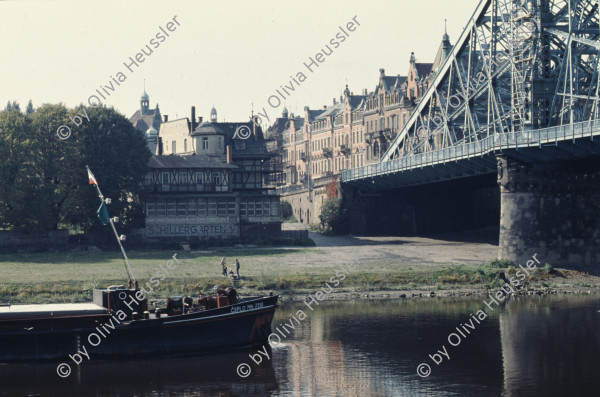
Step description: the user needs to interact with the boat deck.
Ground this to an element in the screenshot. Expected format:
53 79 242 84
0 303 107 317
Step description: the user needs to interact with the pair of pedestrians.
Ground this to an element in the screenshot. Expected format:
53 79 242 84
220 257 240 278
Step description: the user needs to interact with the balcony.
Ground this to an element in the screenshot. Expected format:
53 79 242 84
300 152 307 162
340 144 351 156
322 147 332 158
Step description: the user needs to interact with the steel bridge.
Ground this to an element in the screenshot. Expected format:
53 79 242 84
341 0 600 189
342 120 600 190
339 0 600 267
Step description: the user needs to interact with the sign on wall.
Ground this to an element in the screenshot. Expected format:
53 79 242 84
146 224 240 238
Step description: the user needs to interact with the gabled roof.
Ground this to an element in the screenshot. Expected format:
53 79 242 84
130 108 160 133
381 74 407 92
415 63 433 80
306 109 324 122
288 117 304 131
315 102 344 120
193 122 226 135
159 118 190 137
431 35 453 73
348 95 367 109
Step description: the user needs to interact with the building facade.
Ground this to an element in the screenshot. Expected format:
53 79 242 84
269 33 452 226
134 104 282 240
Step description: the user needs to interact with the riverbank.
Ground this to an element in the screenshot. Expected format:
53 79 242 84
1 233 600 304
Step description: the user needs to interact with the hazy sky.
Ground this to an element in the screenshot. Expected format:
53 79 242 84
0 0 477 126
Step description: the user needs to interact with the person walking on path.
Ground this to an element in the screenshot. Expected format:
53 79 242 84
235 259 240 278
221 257 227 277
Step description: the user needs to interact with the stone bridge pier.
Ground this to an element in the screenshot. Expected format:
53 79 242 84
497 155 600 267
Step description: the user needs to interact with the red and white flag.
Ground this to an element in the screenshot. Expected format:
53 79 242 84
87 167 98 185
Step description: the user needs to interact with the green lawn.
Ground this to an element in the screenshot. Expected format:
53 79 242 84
0 249 556 304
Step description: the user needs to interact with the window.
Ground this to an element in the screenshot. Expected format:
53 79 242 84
167 201 176 217
218 137 223 151
144 173 153 185
227 200 236 215
240 201 247 216
184 139 187 152
196 172 204 185
197 199 207 216
212 172 221 185
208 199 217 216
172 141 176 153
177 200 186 216
147 202 155 217
156 201 166 217
217 200 227 216
255 200 263 216
187 199 196 216
202 137 209 150
161 172 169 184
178 171 187 184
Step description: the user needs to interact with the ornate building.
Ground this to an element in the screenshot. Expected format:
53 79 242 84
135 103 281 240
129 90 162 155
269 32 453 225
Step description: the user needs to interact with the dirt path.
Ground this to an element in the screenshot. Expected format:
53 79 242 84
282 223 499 269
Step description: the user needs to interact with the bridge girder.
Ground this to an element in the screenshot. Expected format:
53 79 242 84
382 0 600 162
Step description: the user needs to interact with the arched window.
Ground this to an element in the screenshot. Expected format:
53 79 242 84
373 141 380 158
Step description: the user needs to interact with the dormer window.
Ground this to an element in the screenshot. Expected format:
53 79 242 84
202 137 209 150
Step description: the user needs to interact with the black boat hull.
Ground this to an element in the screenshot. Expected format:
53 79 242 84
0 296 277 362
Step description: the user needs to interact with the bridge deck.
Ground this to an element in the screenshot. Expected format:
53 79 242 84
341 120 600 190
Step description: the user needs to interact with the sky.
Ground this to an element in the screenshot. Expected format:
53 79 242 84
0 0 478 127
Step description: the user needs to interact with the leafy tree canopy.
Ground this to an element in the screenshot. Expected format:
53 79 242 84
0 104 151 234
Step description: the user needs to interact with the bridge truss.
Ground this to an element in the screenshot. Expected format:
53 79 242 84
382 0 600 161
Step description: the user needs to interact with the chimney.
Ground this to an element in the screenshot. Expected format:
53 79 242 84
323 105 327 110
163 115 169 122
333 98 336 105
226 145 233 164
191 106 196 130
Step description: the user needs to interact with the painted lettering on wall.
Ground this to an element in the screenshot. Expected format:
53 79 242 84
146 224 239 237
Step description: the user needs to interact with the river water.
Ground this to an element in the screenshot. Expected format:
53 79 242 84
1 294 599 396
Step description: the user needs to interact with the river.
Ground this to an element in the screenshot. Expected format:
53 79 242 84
1 294 599 396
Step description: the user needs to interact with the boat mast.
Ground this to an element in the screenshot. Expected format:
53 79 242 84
86 165 136 284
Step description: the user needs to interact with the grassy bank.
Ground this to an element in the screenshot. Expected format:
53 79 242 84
0 249 574 304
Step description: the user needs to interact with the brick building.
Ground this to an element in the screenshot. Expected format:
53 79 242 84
270 32 452 226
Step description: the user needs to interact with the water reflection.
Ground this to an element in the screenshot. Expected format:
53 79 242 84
1 295 599 396
0 351 278 396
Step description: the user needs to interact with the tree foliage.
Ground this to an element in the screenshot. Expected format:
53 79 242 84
0 104 151 233
319 197 347 232
25 100 34 115
280 201 294 220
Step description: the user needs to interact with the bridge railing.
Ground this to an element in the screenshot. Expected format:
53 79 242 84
341 119 600 182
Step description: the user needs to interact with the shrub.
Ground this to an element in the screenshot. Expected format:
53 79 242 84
280 201 296 222
319 198 347 232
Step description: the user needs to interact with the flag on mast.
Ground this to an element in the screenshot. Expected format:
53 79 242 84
97 202 110 226
87 167 98 185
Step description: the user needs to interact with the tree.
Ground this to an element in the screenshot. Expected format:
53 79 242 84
61 105 152 233
280 201 294 220
25 100 34 115
0 104 151 234
319 198 347 232
0 104 79 232
5 101 20 112
0 109 30 230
